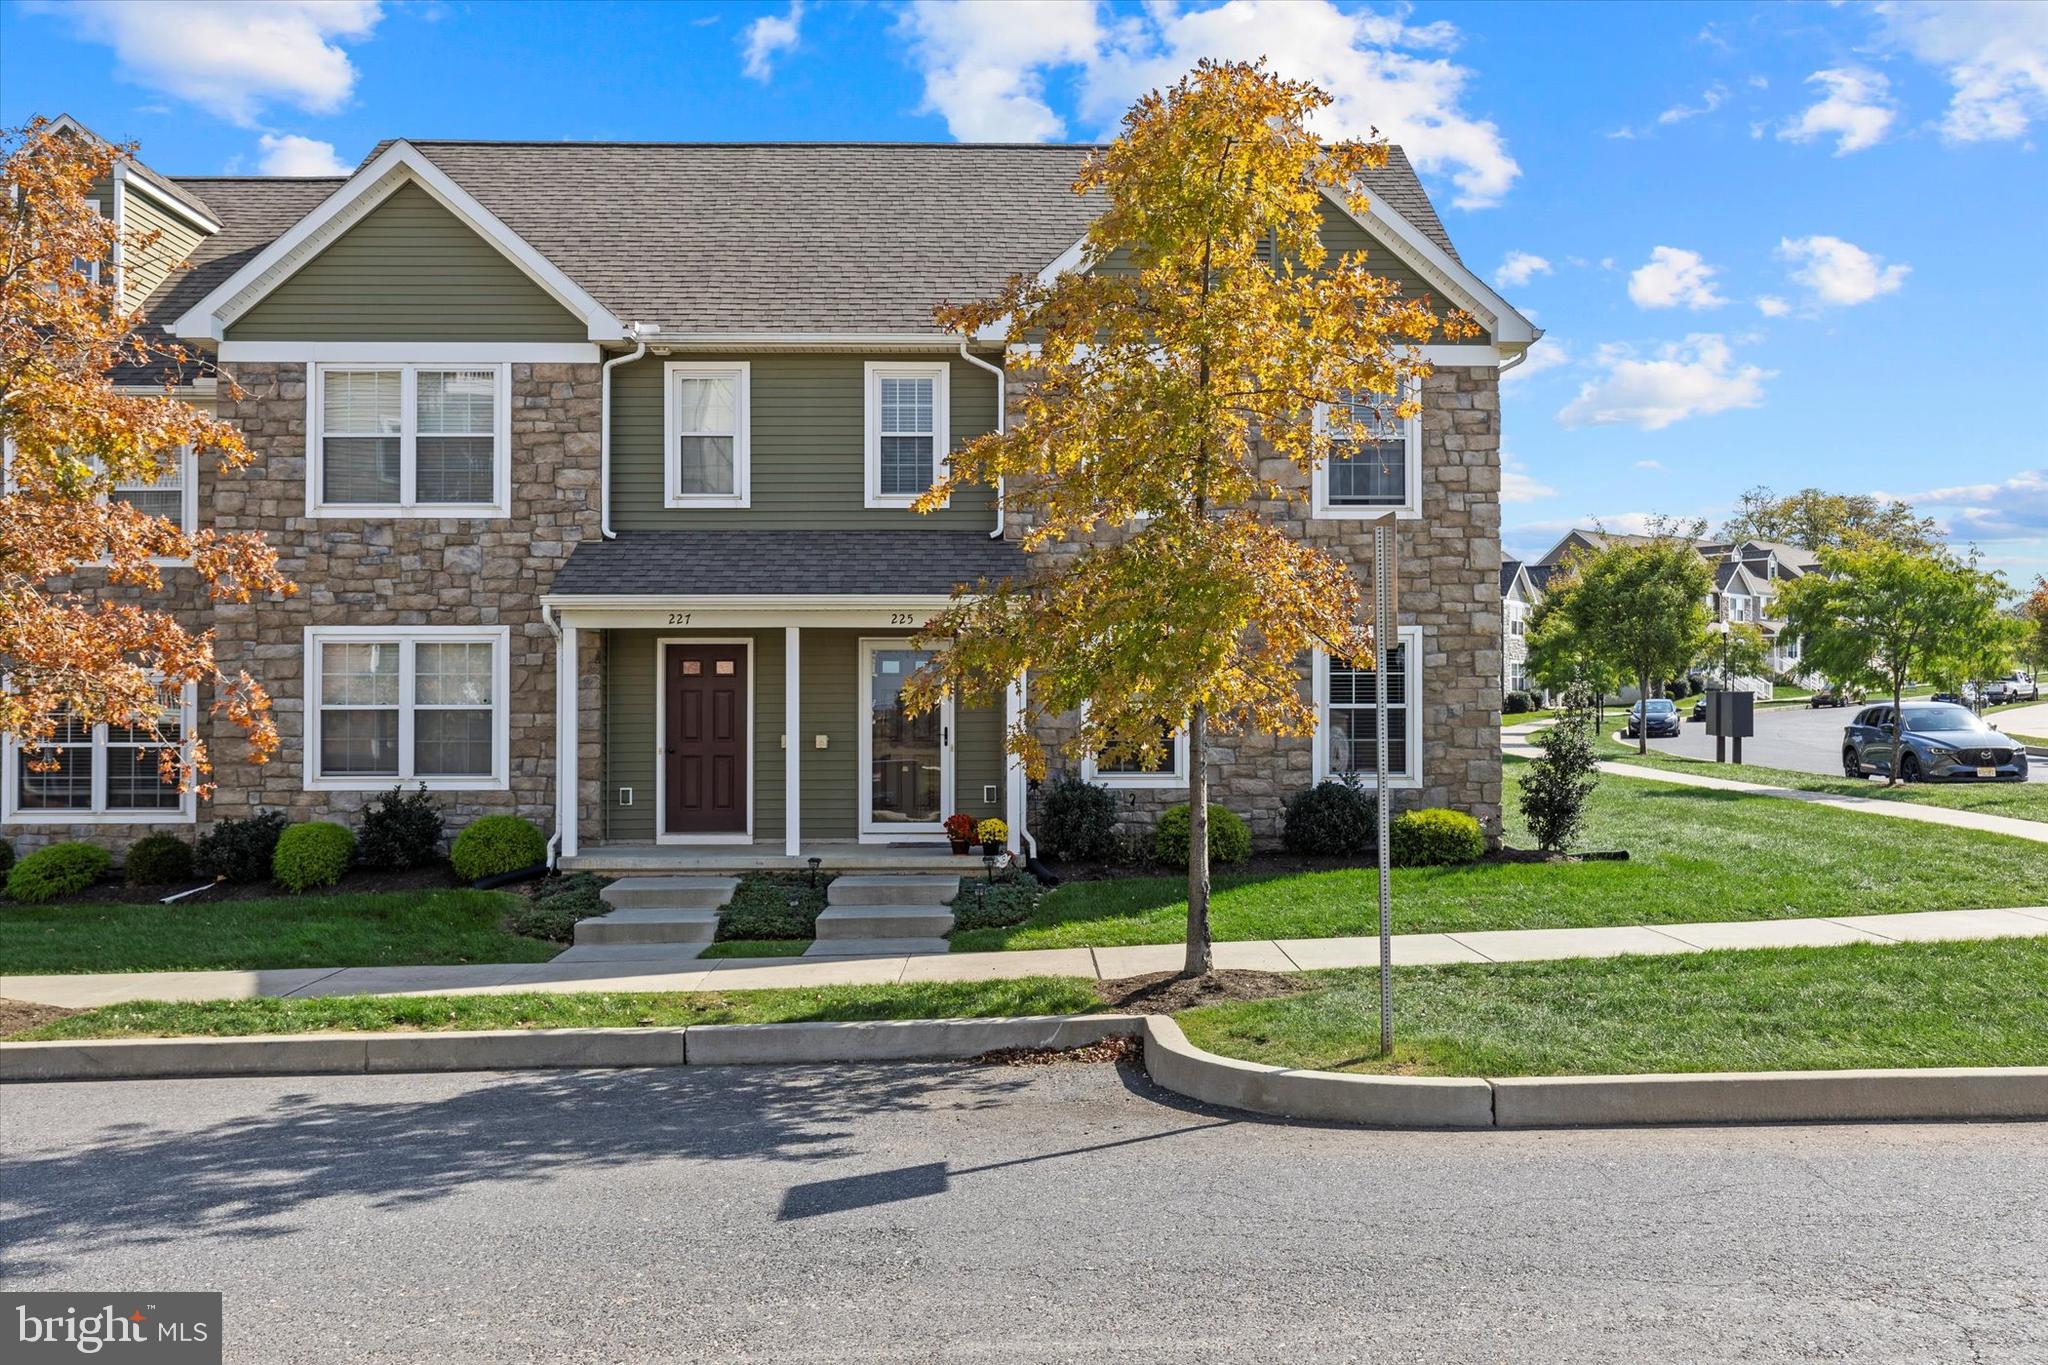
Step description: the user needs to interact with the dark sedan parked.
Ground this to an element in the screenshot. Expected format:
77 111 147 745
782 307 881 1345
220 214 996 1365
1842 702 2029 783
1624 698 1683 739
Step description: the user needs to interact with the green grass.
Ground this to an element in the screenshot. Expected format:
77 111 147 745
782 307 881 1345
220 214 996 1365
1176 937 2048 1077
0 889 559 975
1596 734 2048 823
9 976 1104 1041
696 939 809 959
1500 709 1560 726
950 760 2048 951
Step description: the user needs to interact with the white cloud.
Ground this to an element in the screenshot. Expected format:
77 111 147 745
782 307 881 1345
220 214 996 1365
1778 68 1896 155
1634 459 1666 471
1557 334 1773 432
1777 235 1910 307
1754 295 1792 318
1500 339 1568 388
898 1 1522 208
741 1 804 82
1493 251 1552 288
50 0 383 127
1882 470 2048 544
1873 1 2048 143
1501 456 1556 504
1627 246 1727 311
255 132 350 176
1658 83 1728 125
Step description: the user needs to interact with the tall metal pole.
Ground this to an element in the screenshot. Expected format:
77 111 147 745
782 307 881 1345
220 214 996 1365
1373 522 1393 1058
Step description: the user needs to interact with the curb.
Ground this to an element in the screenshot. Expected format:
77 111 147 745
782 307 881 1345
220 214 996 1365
686 1013 1141 1065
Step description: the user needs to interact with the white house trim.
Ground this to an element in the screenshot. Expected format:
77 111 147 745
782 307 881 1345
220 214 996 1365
856 637 953 842
220 341 601 364
1310 380 1424 521
1077 702 1189 790
1311 626 1425 791
302 624 513 793
662 360 752 509
1325 186 1539 348
304 360 512 519
1 684 199 825
863 360 951 510
172 141 627 342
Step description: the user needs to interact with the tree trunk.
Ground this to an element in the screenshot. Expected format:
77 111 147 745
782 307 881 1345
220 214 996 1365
1183 702 1213 978
1637 668 1651 754
1886 677 1904 787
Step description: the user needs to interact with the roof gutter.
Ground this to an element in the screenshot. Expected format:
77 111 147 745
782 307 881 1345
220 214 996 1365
956 337 1007 539
599 324 649 540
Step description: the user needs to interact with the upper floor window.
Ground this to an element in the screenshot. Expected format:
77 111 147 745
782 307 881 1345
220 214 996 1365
664 361 751 508
1311 383 1421 520
108 445 196 535
865 362 950 508
309 362 509 518
1314 627 1423 788
304 625 509 791
3 686 196 824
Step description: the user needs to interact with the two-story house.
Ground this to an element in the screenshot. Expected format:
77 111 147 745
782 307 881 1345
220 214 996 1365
9 127 1535 865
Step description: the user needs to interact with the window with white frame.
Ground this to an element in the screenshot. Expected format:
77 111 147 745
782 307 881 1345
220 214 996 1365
107 445 196 533
1317 628 1422 786
1081 713 1188 788
664 361 749 507
311 363 507 515
5 687 195 822
864 362 950 507
1311 382 1421 519
305 626 509 789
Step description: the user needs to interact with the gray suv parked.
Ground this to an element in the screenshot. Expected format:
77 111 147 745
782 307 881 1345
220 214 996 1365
1842 702 2027 783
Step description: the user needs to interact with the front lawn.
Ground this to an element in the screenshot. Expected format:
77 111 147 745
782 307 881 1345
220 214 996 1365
950 761 2048 951
6 976 1104 1040
1176 937 2048 1076
1597 735 2048 824
0 889 558 975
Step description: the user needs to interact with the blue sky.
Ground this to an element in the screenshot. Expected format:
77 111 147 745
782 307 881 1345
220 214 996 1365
5 0 2044 587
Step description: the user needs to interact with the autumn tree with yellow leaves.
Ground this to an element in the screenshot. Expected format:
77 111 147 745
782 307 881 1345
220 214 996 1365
904 62 1467 976
1 117 293 797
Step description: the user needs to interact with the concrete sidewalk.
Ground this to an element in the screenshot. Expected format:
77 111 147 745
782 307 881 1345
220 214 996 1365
6 905 2046 1011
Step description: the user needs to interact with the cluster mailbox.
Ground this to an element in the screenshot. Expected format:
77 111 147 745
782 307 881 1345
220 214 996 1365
1703 688 1754 763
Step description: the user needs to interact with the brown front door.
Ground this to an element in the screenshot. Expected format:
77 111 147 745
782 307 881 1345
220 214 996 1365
664 643 748 836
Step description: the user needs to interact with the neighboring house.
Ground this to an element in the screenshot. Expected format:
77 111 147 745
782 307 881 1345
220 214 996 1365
1500 560 1537 696
8 122 1536 862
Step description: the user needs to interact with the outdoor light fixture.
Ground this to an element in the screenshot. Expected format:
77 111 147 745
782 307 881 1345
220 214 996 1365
807 856 822 888
981 851 998 883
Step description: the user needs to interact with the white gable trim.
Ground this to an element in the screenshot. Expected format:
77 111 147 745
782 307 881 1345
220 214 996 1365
172 141 626 343
1503 561 1537 604
1324 186 1536 347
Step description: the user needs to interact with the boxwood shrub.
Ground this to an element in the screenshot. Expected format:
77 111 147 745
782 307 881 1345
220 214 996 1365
125 833 195 886
1153 803 1251 867
6 841 112 903
1503 690 1534 715
449 815 546 882
1281 778 1376 857
1388 808 1485 868
273 822 355 893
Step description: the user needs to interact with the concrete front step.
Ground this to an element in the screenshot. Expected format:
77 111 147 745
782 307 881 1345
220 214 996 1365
814 905 956 940
825 874 961 907
599 876 739 911
574 908 723 946
802 937 953 957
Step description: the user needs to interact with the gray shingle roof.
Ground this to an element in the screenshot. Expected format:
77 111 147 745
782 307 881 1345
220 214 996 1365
549 531 1028 597
1499 559 1522 596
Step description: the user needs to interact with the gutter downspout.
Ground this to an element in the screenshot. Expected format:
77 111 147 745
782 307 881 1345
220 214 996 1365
599 325 649 540
541 601 562 871
957 337 1006 539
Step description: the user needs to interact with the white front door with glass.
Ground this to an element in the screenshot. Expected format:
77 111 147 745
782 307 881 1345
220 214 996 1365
859 641 953 839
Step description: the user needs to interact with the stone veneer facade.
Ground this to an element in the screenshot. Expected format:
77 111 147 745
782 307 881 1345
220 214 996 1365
1015 364 1505 847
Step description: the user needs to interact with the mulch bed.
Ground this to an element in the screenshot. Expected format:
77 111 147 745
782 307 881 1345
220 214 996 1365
0 999 78 1038
971 1035 1143 1067
1093 968 1310 1015
5 864 463 909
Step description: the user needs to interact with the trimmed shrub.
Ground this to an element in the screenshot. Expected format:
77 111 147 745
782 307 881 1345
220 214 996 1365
1282 778 1377 857
195 811 287 883
449 815 546 882
1035 773 1119 864
1503 690 1534 715
6 841 112 903
1154 803 1251 867
507 873 611 942
950 874 1040 932
1520 683 1601 853
358 785 444 871
124 833 195 886
273 822 355 893
717 873 828 941
0 838 13 877
1389 808 1485 868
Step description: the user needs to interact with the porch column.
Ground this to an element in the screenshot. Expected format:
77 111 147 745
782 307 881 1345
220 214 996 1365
785 626 802 857
557 619 579 860
1004 674 1026 855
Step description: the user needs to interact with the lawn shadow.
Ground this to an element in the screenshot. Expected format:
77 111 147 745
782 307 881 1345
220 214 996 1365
0 1062 1036 1278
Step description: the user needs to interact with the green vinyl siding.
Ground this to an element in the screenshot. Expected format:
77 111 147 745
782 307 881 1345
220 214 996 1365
799 630 860 840
954 700 1007 824
610 353 999 530
122 190 208 316
602 629 785 844
227 181 587 341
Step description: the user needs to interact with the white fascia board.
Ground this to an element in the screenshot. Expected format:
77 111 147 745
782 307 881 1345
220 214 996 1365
973 233 1093 342
173 140 627 343
122 169 224 235
1326 185 1537 347
646 333 983 353
540 593 963 611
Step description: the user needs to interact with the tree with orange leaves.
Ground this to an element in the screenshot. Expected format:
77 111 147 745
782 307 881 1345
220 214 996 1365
1 117 294 799
903 62 1470 976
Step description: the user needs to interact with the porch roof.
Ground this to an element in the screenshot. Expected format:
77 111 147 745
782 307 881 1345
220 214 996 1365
548 529 1027 597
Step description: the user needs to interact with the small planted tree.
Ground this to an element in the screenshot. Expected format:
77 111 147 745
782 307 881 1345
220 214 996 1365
902 61 1467 977
1780 540 2019 785
1551 524 1714 754
1696 621 1770 689
1518 681 1600 854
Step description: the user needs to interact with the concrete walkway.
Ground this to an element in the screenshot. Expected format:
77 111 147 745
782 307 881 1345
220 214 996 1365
6 905 2046 1010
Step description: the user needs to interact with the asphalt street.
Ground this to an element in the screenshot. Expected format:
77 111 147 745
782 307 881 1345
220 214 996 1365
1633 699 2047 783
5 1062 2045 1363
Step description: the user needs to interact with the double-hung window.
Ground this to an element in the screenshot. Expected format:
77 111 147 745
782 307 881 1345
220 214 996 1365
4 687 196 823
108 445 196 534
663 361 750 507
1080 712 1189 789
1315 627 1423 787
1311 382 1421 519
864 362 950 508
305 626 509 790
310 363 508 516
